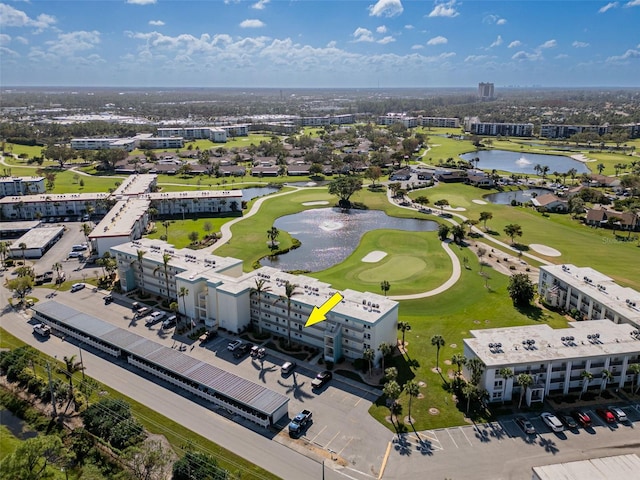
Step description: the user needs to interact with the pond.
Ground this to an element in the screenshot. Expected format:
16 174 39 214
242 187 279 202
484 188 551 205
0 408 38 440
459 150 590 175
261 208 439 272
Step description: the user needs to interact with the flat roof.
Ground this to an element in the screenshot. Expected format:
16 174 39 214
464 320 640 367
532 454 640 480
542 264 640 324
112 174 157 197
8 226 64 250
32 301 289 417
0 220 41 233
89 199 150 239
0 192 110 205
0 176 44 183
142 190 243 201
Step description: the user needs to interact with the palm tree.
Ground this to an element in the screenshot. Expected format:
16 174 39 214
517 373 534 408
498 367 514 404
52 262 63 284
597 163 605 174
18 242 27 265
451 353 466 377
277 281 300 347
380 280 390 297
250 278 271 334
178 286 189 325
580 370 593 399
431 334 445 378
162 220 171 239
80 223 92 250
267 226 280 248
378 342 393 373
383 380 402 426
59 355 84 414
404 379 420 423
463 382 479 414
384 367 398 382
627 363 640 394
600 369 613 393
136 249 146 295
467 358 485 386
0 241 9 266
363 348 375 377
397 321 411 351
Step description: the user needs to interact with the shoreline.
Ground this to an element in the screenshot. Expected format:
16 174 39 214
570 153 596 163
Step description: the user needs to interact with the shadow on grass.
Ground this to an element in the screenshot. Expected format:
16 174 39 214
515 303 550 322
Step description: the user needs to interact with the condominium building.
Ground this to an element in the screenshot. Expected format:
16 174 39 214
420 117 460 129
464 321 640 405
0 176 46 197
88 198 150 256
71 134 183 151
377 113 418 128
0 192 112 221
299 114 355 127
111 238 398 364
540 124 610 139
140 189 243 216
478 82 495 100
111 174 157 198
464 117 533 137
539 264 640 328
156 127 228 143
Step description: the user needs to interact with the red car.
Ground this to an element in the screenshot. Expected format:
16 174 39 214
571 410 591 427
596 408 615 423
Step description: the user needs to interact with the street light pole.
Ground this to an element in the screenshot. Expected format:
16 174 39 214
78 343 85 380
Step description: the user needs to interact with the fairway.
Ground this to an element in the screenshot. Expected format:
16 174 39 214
355 255 427 282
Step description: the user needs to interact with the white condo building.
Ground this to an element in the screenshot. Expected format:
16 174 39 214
111 238 398 364
464 321 640 405
0 176 46 197
539 264 640 328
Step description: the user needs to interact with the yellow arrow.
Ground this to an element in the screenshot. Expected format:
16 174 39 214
305 292 344 327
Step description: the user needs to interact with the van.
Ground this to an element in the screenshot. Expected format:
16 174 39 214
162 315 177 329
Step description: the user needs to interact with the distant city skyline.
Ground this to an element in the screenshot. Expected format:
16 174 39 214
1 0 639 88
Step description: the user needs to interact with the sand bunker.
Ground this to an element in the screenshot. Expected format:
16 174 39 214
444 206 466 212
302 201 329 206
529 244 562 257
362 251 388 263
472 199 487 205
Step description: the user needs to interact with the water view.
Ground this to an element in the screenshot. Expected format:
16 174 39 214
261 208 439 272
484 188 551 205
459 150 590 175
241 186 279 202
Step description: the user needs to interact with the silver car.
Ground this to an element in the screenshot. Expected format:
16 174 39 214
608 406 627 422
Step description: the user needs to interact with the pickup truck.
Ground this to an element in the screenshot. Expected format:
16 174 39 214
288 410 312 436
33 323 51 337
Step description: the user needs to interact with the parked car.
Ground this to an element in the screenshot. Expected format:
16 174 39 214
571 410 592 427
288 410 312 437
560 414 578 430
596 408 616 423
608 406 628 422
227 340 243 351
198 330 217 343
33 323 51 337
134 306 150 318
233 343 252 358
541 412 564 432
162 315 177 329
515 416 536 435
250 345 266 358
103 294 114 304
68 251 82 258
311 370 332 389
70 283 85 292
281 361 296 375
145 311 165 326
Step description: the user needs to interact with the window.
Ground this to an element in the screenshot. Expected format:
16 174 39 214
494 380 503 388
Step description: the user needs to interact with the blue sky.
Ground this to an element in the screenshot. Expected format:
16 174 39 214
1 0 639 88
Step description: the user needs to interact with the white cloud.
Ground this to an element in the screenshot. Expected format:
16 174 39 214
539 39 557 49
0 4 56 30
624 0 640 6
0 46 19 58
599 1 619 12
428 1 459 18
512 50 541 61
489 35 503 48
377 25 387 34
0 34 11 46
327 40 337 48
497 18 507 25
405 24 414 29
427 35 448 45
508 40 522 48
555 54 569 59
377 36 395 44
353 28 374 42
607 49 640 61
16 36 28 45
240 19 265 28
465 55 489 62
149 20 165 26
252 0 270 10
45 30 101 56
411 44 424 49
572 41 589 48
368 0 404 17
126 0 157 4
483 14 506 25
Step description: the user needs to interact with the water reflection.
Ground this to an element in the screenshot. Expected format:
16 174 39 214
484 188 551 204
459 150 589 174
242 187 279 202
261 208 438 272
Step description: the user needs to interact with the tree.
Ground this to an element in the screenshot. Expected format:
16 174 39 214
380 280 390 297
627 363 640 394
378 342 393 372
364 166 382 186
404 379 420 423
384 367 398 382
479 211 493 231
467 358 485 386
0 240 9 266
328 176 363 208
122 440 170 480
431 335 445 379
451 224 465 244
580 370 593 399
463 382 480 414
277 281 300 347
162 220 170 240
503 224 523 244
52 262 63 284
18 241 27 265
173 450 227 480
437 223 450 241
363 348 375 377
397 321 411 350
188 231 199 244
0 434 64 480
414 196 429 207
451 353 466 377
517 373 534 408
600 369 613 393
498 367 514 404
434 199 448 213
507 273 535 306
178 286 189 324
597 163 605 174
250 278 271 334
266 226 280 248
7 276 34 303
382 380 402 426
80 223 92 250
568 196 585 219
465 219 479 235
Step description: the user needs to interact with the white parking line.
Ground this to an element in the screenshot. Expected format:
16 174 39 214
459 426 474 446
338 437 354 455
325 430 341 449
446 428 459 448
309 425 327 444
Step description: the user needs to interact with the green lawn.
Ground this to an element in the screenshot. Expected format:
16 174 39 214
0 425 23 461
0 329 279 480
147 216 235 249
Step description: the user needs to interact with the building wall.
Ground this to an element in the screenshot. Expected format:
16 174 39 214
0 177 46 197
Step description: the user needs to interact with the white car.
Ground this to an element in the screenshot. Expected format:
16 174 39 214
608 406 628 422
68 251 83 258
541 412 564 432
227 340 243 351
70 283 85 292
145 311 166 326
